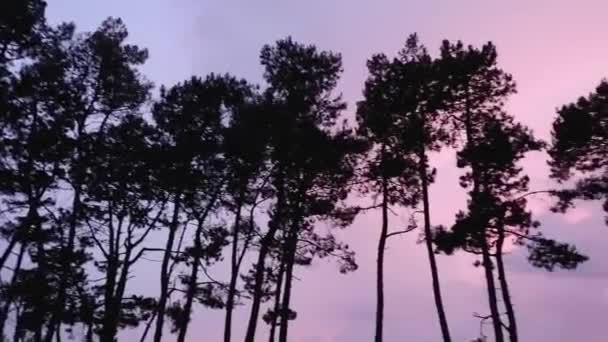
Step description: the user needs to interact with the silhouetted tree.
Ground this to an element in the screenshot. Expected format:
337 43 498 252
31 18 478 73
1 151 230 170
436 40 587 342
356 41 429 342
151 76 221 342
436 40 516 342
0 14 76 340
173 74 254 342
84 115 161 342
41 17 151 342
358 34 453 342
222 96 272 342
244 38 362 342
549 80 608 225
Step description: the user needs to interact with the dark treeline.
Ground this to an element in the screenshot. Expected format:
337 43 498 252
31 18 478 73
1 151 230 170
0 1 603 341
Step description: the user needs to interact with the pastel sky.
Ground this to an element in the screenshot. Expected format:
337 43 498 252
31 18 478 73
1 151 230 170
46 1 608 341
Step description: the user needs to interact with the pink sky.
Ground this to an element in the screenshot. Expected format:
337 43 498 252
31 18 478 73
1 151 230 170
47 1 608 340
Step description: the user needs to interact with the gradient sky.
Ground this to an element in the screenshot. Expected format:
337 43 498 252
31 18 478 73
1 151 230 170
46 1 608 341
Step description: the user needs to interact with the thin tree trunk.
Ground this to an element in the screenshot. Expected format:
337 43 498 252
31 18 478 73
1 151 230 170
268 250 286 342
55 323 61 342
85 320 94 342
153 192 182 342
175 252 200 342
175 222 203 342
224 193 244 342
481 240 504 342
177 188 223 342
244 171 285 342
13 306 23 342
100 254 118 342
33 237 46 342
139 309 157 342
418 150 451 342
0 243 26 339
462 93 504 342
45 186 82 342
375 174 389 342
496 226 517 342
101 246 133 342
244 225 279 342
277 233 297 342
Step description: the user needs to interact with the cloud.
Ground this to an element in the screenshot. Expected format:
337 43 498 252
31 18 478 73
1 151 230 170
563 206 593 224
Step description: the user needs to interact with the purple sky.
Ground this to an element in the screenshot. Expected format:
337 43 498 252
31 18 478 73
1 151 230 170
46 1 608 341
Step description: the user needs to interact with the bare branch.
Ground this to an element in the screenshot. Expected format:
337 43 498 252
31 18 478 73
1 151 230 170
386 225 417 239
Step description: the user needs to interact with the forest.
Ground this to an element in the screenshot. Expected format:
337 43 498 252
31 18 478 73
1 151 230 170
1 1 606 342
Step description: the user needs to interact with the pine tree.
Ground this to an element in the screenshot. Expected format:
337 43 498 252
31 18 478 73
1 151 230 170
436 40 587 342
42 17 151 341
222 94 272 342
357 34 454 342
244 37 362 342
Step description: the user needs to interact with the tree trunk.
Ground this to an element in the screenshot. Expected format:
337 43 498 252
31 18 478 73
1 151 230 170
277 233 297 342
45 186 82 342
224 194 244 342
55 323 62 342
176 222 203 342
244 225 279 342
269 249 286 342
139 309 157 342
375 174 389 342
100 255 118 342
419 150 451 342
496 226 517 342
481 240 504 342
462 92 505 342
244 171 285 342
33 237 46 342
101 244 134 342
153 192 182 342
13 306 24 342
177 189 222 342
0 243 25 339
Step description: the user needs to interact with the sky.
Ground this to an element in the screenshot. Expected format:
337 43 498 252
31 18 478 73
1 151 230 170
45 1 608 341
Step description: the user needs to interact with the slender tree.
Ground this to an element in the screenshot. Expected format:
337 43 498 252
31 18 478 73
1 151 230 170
358 34 454 342
84 115 162 342
222 98 271 342
244 37 362 342
173 74 254 342
150 76 220 342
42 17 151 341
0 18 76 340
356 50 423 342
436 40 587 342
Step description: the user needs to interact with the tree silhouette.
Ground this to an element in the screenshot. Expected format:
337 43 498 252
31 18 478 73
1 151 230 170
549 80 608 225
243 37 362 342
83 115 161 342
357 34 453 342
356 38 426 342
436 40 587 342
172 74 253 342
222 93 271 342
150 75 231 342
1 13 78 341
41 17 151 342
